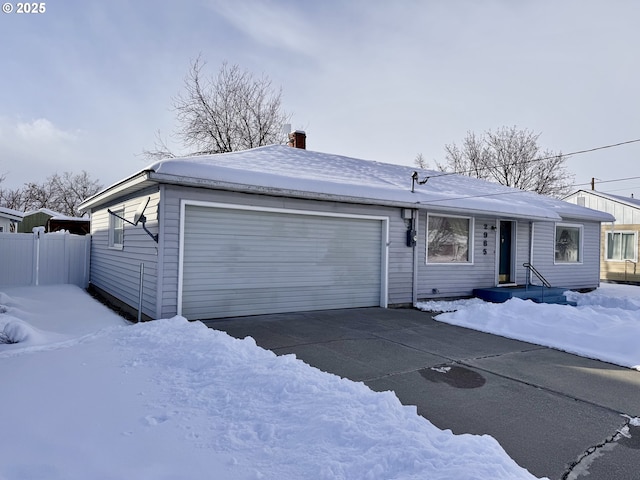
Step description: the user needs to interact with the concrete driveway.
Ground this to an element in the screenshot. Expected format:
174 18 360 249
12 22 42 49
203 307 640 480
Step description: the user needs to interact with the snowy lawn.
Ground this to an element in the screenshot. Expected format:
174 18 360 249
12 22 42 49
417 283 640 371
0 285 544 480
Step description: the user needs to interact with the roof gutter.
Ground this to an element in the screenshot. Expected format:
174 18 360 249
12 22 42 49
147 171 561 222
77 168 562 222
78 171 153 212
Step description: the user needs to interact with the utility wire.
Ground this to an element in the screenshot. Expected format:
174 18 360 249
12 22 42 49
413 137 640 204
600 186 640 194
420 137 640 180
572 175 640 187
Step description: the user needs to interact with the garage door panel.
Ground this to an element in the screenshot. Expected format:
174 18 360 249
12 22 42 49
184 287 380 317
181 205 385 319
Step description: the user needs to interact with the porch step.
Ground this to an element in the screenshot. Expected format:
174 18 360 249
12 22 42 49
472 286 577 306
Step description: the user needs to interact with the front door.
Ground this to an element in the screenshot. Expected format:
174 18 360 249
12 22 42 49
498 221 514 284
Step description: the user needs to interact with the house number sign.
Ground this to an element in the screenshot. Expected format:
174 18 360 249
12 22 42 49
482 224 490 255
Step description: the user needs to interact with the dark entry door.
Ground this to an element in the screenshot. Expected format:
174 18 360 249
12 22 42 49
499 221 513 284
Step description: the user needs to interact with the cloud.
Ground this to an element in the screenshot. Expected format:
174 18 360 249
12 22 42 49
205 0 315 55
14 118 78 144
0 117 82 187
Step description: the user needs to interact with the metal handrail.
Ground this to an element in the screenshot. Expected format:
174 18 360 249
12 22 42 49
523 262 552 288
625 259 637 282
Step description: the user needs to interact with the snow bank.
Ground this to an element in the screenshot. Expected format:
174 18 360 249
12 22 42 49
0 286 543 480
418 284 640 370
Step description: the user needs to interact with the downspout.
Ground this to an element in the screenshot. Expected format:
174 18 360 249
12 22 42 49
412 209 420 307
155 185 165 320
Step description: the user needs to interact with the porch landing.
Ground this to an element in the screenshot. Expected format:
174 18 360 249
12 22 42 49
473 286 577 306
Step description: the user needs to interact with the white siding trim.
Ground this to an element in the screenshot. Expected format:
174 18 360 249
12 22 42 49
493 219 518 286
605 230 638 263
155 184 166 319
425 213 475 265
554 222 584 265
177 200 390 316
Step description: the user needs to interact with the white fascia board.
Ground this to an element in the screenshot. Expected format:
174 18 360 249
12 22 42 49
148 171 561 222
0 211 24 222
78 171 153 212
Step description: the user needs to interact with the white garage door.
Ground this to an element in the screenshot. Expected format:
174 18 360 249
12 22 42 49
180 204 387 319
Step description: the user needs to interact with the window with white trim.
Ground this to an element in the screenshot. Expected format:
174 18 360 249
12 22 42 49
555 223 582 263
109 209 124 249
606 231 637 262
427 215 473 263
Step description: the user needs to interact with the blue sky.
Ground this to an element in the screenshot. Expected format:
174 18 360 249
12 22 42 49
1 0 639 197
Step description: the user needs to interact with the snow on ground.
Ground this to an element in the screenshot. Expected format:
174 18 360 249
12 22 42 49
0 285 543 480
417 283 640 370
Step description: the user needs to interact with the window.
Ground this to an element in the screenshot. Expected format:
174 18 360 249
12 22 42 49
555 224 582 263
606 231 637 261
427 215 472 263
109 209 124 249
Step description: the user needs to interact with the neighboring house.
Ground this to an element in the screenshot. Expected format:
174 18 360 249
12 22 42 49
79 134 614 321
564 190 640 283
18 208 90 235
0 207 23 233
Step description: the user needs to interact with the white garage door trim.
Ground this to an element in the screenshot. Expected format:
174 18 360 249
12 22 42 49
177 200 389 317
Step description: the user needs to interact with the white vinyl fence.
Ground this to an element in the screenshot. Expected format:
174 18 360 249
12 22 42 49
0 230 90 288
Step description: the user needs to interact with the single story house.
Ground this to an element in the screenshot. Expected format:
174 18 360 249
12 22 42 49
79 135 614 321
564 189 639 283
18 208 90 235
0 207 23 233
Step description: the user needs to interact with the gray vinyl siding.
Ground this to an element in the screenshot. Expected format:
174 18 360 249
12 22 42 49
158 185 412 318
416 213 498 299
89 189 160 318
530 219 601 289
387 210 414 305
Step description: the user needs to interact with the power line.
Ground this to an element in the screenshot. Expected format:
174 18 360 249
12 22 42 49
573 175 640 187
409 136 640 204
561 138 640 158
600 185 640 194
412 137 640 204
421 137 640 180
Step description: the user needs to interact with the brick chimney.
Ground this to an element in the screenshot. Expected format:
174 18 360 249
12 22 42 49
288 130 306 149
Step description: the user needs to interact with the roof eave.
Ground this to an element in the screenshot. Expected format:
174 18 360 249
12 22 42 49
0 213 23 222
569 189 640 212
79 171 154 212
148 171 561 222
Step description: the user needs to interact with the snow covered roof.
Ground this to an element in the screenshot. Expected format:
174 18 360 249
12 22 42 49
24 208 65 218
23 208 87 222
0 207 24 221
567 189 640 210
82 145 615 222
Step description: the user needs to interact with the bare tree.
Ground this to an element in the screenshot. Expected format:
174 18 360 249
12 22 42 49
51 171 102 216
145 57 290 159
438 126 574 197
7 171 102 216
0 187 24 210
413 153 428 169
20 180 58 211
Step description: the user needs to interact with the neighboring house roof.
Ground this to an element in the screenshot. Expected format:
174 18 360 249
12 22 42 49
24 208 66 218
565 189 640 211
23 208 87 222
0 207 24 222
80 145 615 222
